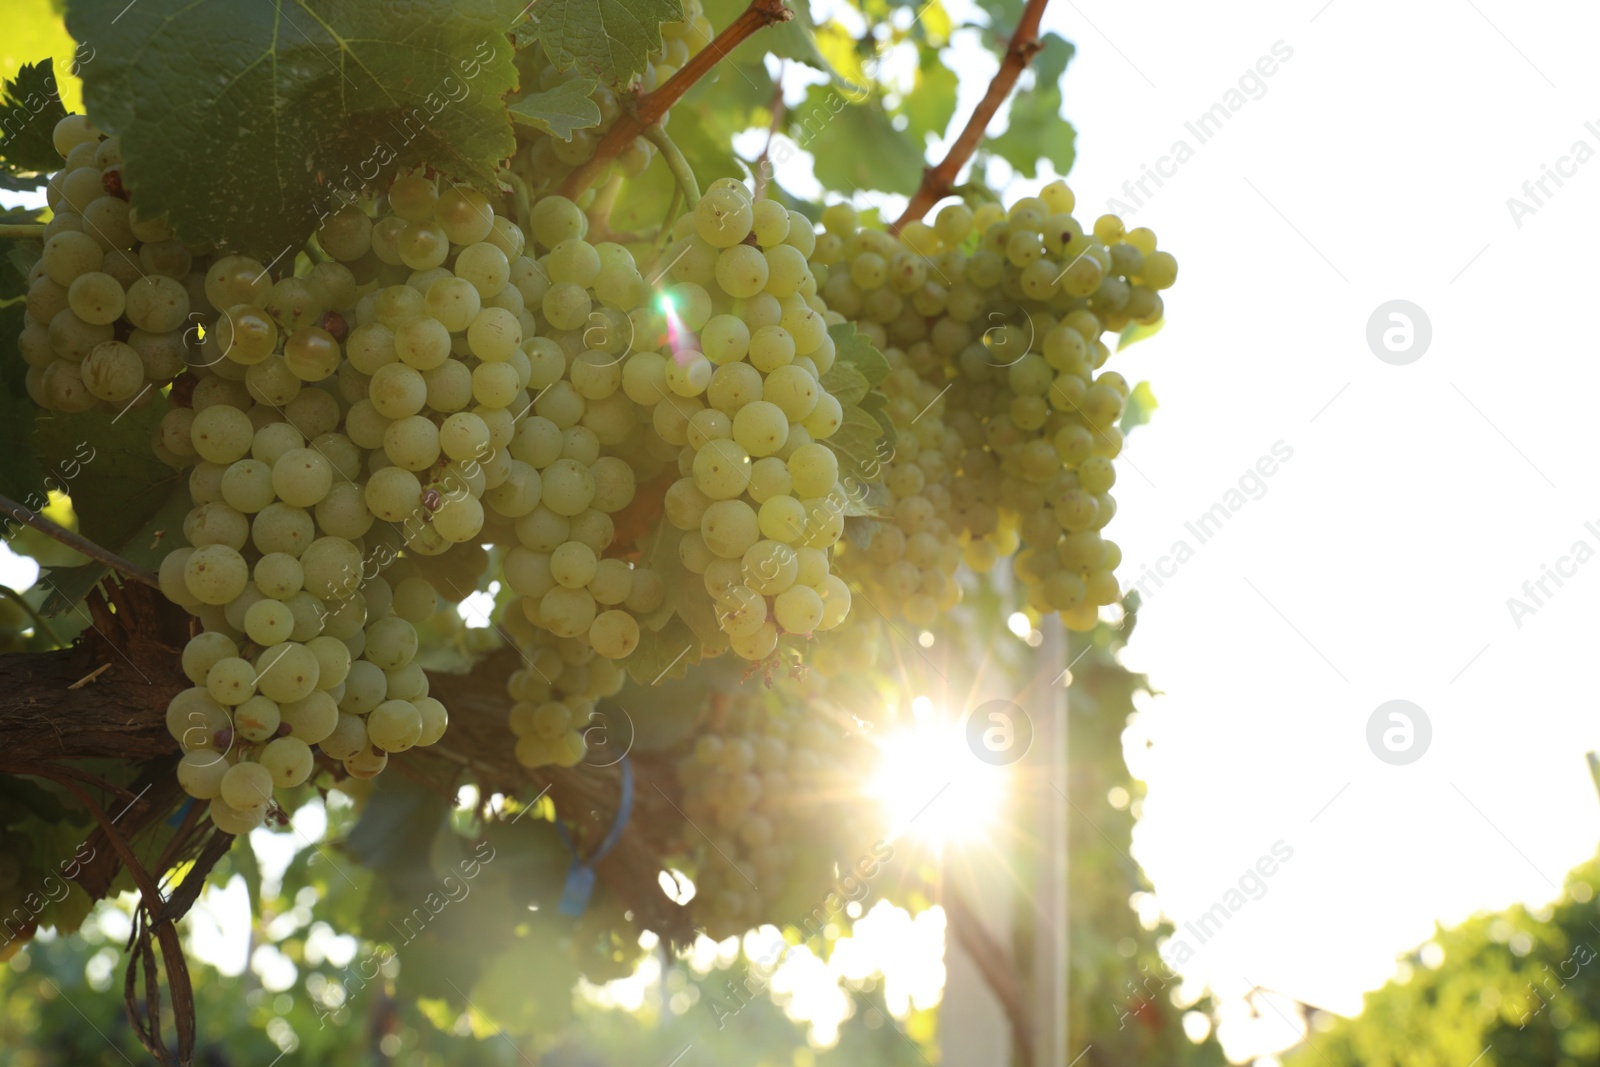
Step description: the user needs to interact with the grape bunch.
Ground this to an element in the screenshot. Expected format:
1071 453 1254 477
673 694 876 940
809 183 1177 632
503 621 629 770
20 115 197 415
512 1 712 194
647 180 854 661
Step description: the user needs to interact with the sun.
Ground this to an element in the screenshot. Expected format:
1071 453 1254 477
866 698 1012 847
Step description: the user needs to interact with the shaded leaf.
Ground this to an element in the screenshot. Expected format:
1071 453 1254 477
0 302 45 518
508 77 602 139
517 0 682 87
65 0 523 258
829 321 890 386
33 398 180 558
820 361 869 408
0 60 68 182
625 613 701 687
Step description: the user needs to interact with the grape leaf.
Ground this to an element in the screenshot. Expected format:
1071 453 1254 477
820 361 870 408
1117 317 1164 351
700 0 843 84
985 34 1076 178
516 0 683 87
508 77 602 140
0 60 68 186
625 613 701 687
0 304 45 519
1120 380 1159 434
896 53 959 144
791 86 924 195
64 0 524 259
829 321 889 386
33 400 180 561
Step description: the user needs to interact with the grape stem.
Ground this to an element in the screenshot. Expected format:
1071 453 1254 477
0 223 46 238
556 0 797 199
752 68 787 201
891 0 1052 233
642 123 701 206
498 168 533 236
0 492 161 590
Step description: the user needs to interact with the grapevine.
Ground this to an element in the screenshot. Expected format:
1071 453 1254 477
0 0 1185 1063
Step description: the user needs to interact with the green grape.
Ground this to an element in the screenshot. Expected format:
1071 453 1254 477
271 448 334 507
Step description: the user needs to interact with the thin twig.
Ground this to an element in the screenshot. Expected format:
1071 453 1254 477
0 492 161 589
892 0 1052 232
753 67 787 200
68 663 112 690
557 0 796 199
0 223 46 239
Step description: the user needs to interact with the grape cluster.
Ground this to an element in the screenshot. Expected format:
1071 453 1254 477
810 184 1177 631
503 623 628 770
20 116 196 415
674 695 873 940
512 1 712 195
648 180 854 661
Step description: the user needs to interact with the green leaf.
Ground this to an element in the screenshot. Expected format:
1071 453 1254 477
820 361 870 408
516 0 683 87
896 53 958 144
700 0 843 84
791 86 925 196
828 321 890 386
625 613 701 687
508 77 602 139
1120 381 1158 434
37 482 191 617
0 60 68 183
1117 317 1164 352
65 0 523 258
827 405 892 516
33 399 180 558
985 34 1076 179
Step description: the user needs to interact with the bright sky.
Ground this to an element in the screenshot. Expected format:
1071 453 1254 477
9 0 1600 1061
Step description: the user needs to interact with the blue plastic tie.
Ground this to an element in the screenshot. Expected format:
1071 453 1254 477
554 757 634 917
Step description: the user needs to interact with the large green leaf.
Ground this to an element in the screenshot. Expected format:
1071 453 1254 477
516 0 682 87
65 0 523 258
790 86 924 196
986 34 1076 178
0 60 68 186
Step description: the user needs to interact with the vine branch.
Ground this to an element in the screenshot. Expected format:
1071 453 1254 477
557 0 796 199
891 0 1052 233
0 492 162 590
